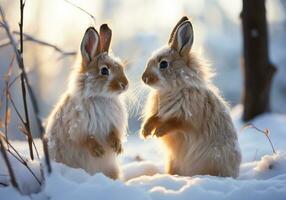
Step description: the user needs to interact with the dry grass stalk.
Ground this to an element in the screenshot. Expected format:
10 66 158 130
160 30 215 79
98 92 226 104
242 123 276 154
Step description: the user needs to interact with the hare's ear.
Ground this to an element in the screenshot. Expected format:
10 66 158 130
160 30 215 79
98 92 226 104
100 24 112 53
168 16 189 44
169 20 194 57
81 27 100 65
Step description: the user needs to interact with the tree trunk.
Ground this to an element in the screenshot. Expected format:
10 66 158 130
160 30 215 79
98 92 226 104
241 0 277 121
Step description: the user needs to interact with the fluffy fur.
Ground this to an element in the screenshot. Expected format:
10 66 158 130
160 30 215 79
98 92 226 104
141 17 241 178
45 25 128 179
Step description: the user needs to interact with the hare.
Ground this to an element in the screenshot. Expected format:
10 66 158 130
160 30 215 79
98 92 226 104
140 16 241 178
45 24 128 179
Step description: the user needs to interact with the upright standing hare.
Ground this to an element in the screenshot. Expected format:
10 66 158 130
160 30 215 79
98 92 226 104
141 16 241 177
45 25 128 179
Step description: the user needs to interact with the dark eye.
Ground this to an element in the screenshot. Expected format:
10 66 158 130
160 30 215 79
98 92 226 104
100 67 109 76
159 60 168 69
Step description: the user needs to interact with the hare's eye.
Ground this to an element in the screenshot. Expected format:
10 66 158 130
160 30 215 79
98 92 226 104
159 60 168 69
100 67 109 76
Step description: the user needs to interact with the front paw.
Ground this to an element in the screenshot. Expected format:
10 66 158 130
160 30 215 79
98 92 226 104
110 139 123 155
153 127 166 138
87 136 105 157
108 134 123 154
140 124 153 139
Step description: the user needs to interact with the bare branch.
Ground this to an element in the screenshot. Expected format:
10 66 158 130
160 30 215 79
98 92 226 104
13 31 76 57
8 73 21 89
1 134 41 185
0 134 20 192
7 92 25 125
0 2 52 174
4 56 15 150
0 4 34 159
18 0 34 161
42 136 52 174
0 33 76 58
0 182 8 187
0 7 24 69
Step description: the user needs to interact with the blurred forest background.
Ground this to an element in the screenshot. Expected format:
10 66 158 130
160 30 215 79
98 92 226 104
0 0 285 139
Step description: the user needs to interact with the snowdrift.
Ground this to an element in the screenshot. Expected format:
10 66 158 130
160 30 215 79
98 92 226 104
1 106 286 200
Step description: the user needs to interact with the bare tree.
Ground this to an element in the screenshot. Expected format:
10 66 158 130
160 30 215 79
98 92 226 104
241 0 277 121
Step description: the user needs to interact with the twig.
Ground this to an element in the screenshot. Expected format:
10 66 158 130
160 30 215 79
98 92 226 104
7 150 41 185
0 4 35 160
63 0 95 23
13 31 76 58
0 2 52 174
0 132 26 164
7 91 40 160
8 73 21 89
0 182 8 187
18 1 52 172
0 134 41 185
0 32 76 58
8 92 25 125
19 0 35 161
42 136 51 174
4 56 14 150
19 1 51 172
241 123 276 154
0 136 20 192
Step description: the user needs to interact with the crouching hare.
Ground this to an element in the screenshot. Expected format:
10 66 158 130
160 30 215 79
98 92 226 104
45 25 128 179
141 17 241 178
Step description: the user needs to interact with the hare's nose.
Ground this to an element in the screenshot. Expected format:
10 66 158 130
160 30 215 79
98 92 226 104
119 79 128 90
142 73 149 84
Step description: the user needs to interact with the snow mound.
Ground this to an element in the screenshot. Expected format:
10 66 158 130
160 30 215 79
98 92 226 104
128 173 286 200
1 110 286 199
232 105 286 161
0 151 42 195
122 161 162 181
240 152 286 180
44 163 148 200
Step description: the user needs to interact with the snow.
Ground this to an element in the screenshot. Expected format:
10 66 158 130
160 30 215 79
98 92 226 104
1 106 286 199
0 1 286 198
0 150 42 195
232 105 286 162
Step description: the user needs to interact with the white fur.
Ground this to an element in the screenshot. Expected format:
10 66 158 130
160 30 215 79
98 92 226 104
46 89 127 176
45 55 128 178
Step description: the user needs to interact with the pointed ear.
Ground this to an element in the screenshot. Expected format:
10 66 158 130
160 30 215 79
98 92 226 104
81 27 100 65
169 20 194 57
100 24 112 53
168 16 189 44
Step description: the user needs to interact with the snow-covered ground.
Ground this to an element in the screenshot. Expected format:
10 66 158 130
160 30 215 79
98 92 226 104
1 105 286 200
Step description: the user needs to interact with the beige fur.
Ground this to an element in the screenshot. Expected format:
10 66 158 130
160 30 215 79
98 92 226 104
141 17 241 178
45 25 128 179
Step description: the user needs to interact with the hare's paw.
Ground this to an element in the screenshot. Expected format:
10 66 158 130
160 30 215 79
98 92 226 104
140 123 153 139
110 139 123 154
108 132 123 154
90 144 105 157
153 127 166 138
140 115 161 139
140 128 150 139
87 136 105 157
